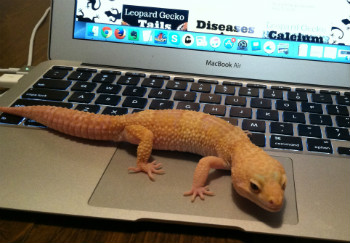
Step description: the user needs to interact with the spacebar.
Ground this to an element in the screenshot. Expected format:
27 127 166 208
11 99 73 108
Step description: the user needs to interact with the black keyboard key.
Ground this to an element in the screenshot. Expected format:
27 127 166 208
149 100 174 110
92 73 116 83
288 91 308 102
34 79 71 90
102 107 128 116
298 124 322 138
95 94 121 106
325 127 350 141
176 102 200 111
122 97 148 109
276 100 297 111
215 85 235 95
68 92 95 103
230 107 252 118
43 69 68 79
198 79 218 84
148 89 172 99
141 78 164 88
338 147 350 156
203 105 226 116
250 98 272 109
242 119 266 133
248 133 266 147
336 116 350 128
101 70 121 75
190 83 211 93
166 81 188 90
75 104 100 114
0 113 23 125
71 82 97 92
12 99 73 108
24 119 45 127
122 86 147 97
174 77 194 82
200 93 221 104
117 76 140 85
320 90 340 95
312 93 333 104
225 96 246 106
9 101 68 113
295 88 315 93
271 86 291 91
76 68 97 73
67 71 92 81
125 72 146 77
336 95 350 106
22 88 69 101
326 105 349 116
270 135 303 151
221 117 239 126
270 122 294 135
247 83 267 89
283 111 306 124
309 114 332 126
174 91 196 102
263 89 283 99
149 74 170 80
301 102 323 114
97 83 122 94
256 109 279 121
307 138 333 154
52 66 73 71
222 81 242 86
239 87 259 97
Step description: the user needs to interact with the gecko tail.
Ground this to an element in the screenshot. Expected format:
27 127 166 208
0 106 122 141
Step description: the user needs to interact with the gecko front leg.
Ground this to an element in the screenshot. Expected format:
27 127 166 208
184 156 228 201
122 125 164 180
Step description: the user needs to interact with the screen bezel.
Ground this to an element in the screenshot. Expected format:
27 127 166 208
49 0 350 88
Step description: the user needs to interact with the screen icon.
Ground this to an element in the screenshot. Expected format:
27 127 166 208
87 25 99 37
210 36 221 48
182 34 194 46
142 30 153 42
310 45 323 58
169 33 180 45
128 29 139 41
251 41 261 51
101 27 112 38
154 31 167 44
263 41 276 54
278 43 289 54
298 44 308 57
196 36 208 47
338 50 350 60
223 38 235 49
115 27 126 39
323 47 337 59
237 40 248 51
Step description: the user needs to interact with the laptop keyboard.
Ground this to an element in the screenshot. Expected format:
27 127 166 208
1 65 350 157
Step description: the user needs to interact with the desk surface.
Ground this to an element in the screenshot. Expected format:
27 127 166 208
0 1 339 243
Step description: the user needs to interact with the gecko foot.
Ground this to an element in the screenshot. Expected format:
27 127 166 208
128 161 165 181
183 186 215 202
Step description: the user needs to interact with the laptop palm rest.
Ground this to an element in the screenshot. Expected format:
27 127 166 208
89 143 298 226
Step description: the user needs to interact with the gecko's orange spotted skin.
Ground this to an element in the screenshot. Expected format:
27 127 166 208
0 106 287 212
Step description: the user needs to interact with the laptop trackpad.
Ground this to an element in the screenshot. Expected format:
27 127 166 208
89 143 298 226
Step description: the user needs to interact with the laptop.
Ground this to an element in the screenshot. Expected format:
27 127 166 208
1 0 350 241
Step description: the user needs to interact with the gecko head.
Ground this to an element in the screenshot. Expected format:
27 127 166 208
231 155 287 212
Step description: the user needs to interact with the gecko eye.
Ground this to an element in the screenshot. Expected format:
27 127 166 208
281 174 287 190
250 180 261 193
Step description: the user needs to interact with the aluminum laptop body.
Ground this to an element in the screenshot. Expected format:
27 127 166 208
0 0 349 241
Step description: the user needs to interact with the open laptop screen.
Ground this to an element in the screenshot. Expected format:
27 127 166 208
73 0 350 64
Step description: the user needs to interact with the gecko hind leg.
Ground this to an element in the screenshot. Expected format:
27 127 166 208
122 125 165 180
184 156 228 201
